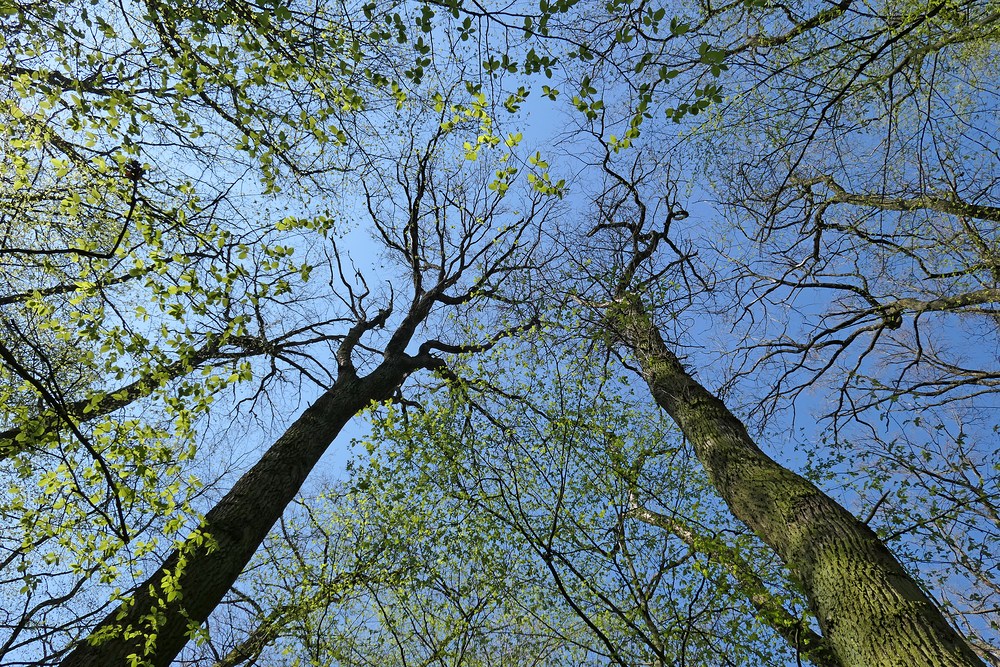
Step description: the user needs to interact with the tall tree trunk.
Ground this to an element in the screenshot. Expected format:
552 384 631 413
613 295 984 667
61 361 414 667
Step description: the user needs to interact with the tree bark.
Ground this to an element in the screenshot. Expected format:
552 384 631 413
613 295 985 667
60 361 415 667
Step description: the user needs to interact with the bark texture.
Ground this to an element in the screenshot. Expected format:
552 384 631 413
614 295 984 667
61 362 413 667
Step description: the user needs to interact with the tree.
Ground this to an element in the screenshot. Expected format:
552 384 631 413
536 0 1000 660
591 216 985 664
557 121 994 666
55 109 552 664
2 1 551 663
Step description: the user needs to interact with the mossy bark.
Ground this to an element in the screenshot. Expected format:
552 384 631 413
615 296 984 667
61 362 412 667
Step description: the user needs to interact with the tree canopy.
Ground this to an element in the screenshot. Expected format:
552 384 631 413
1 0 997 665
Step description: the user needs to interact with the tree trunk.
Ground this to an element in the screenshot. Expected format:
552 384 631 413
61 362 411 667
613 295 984 667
